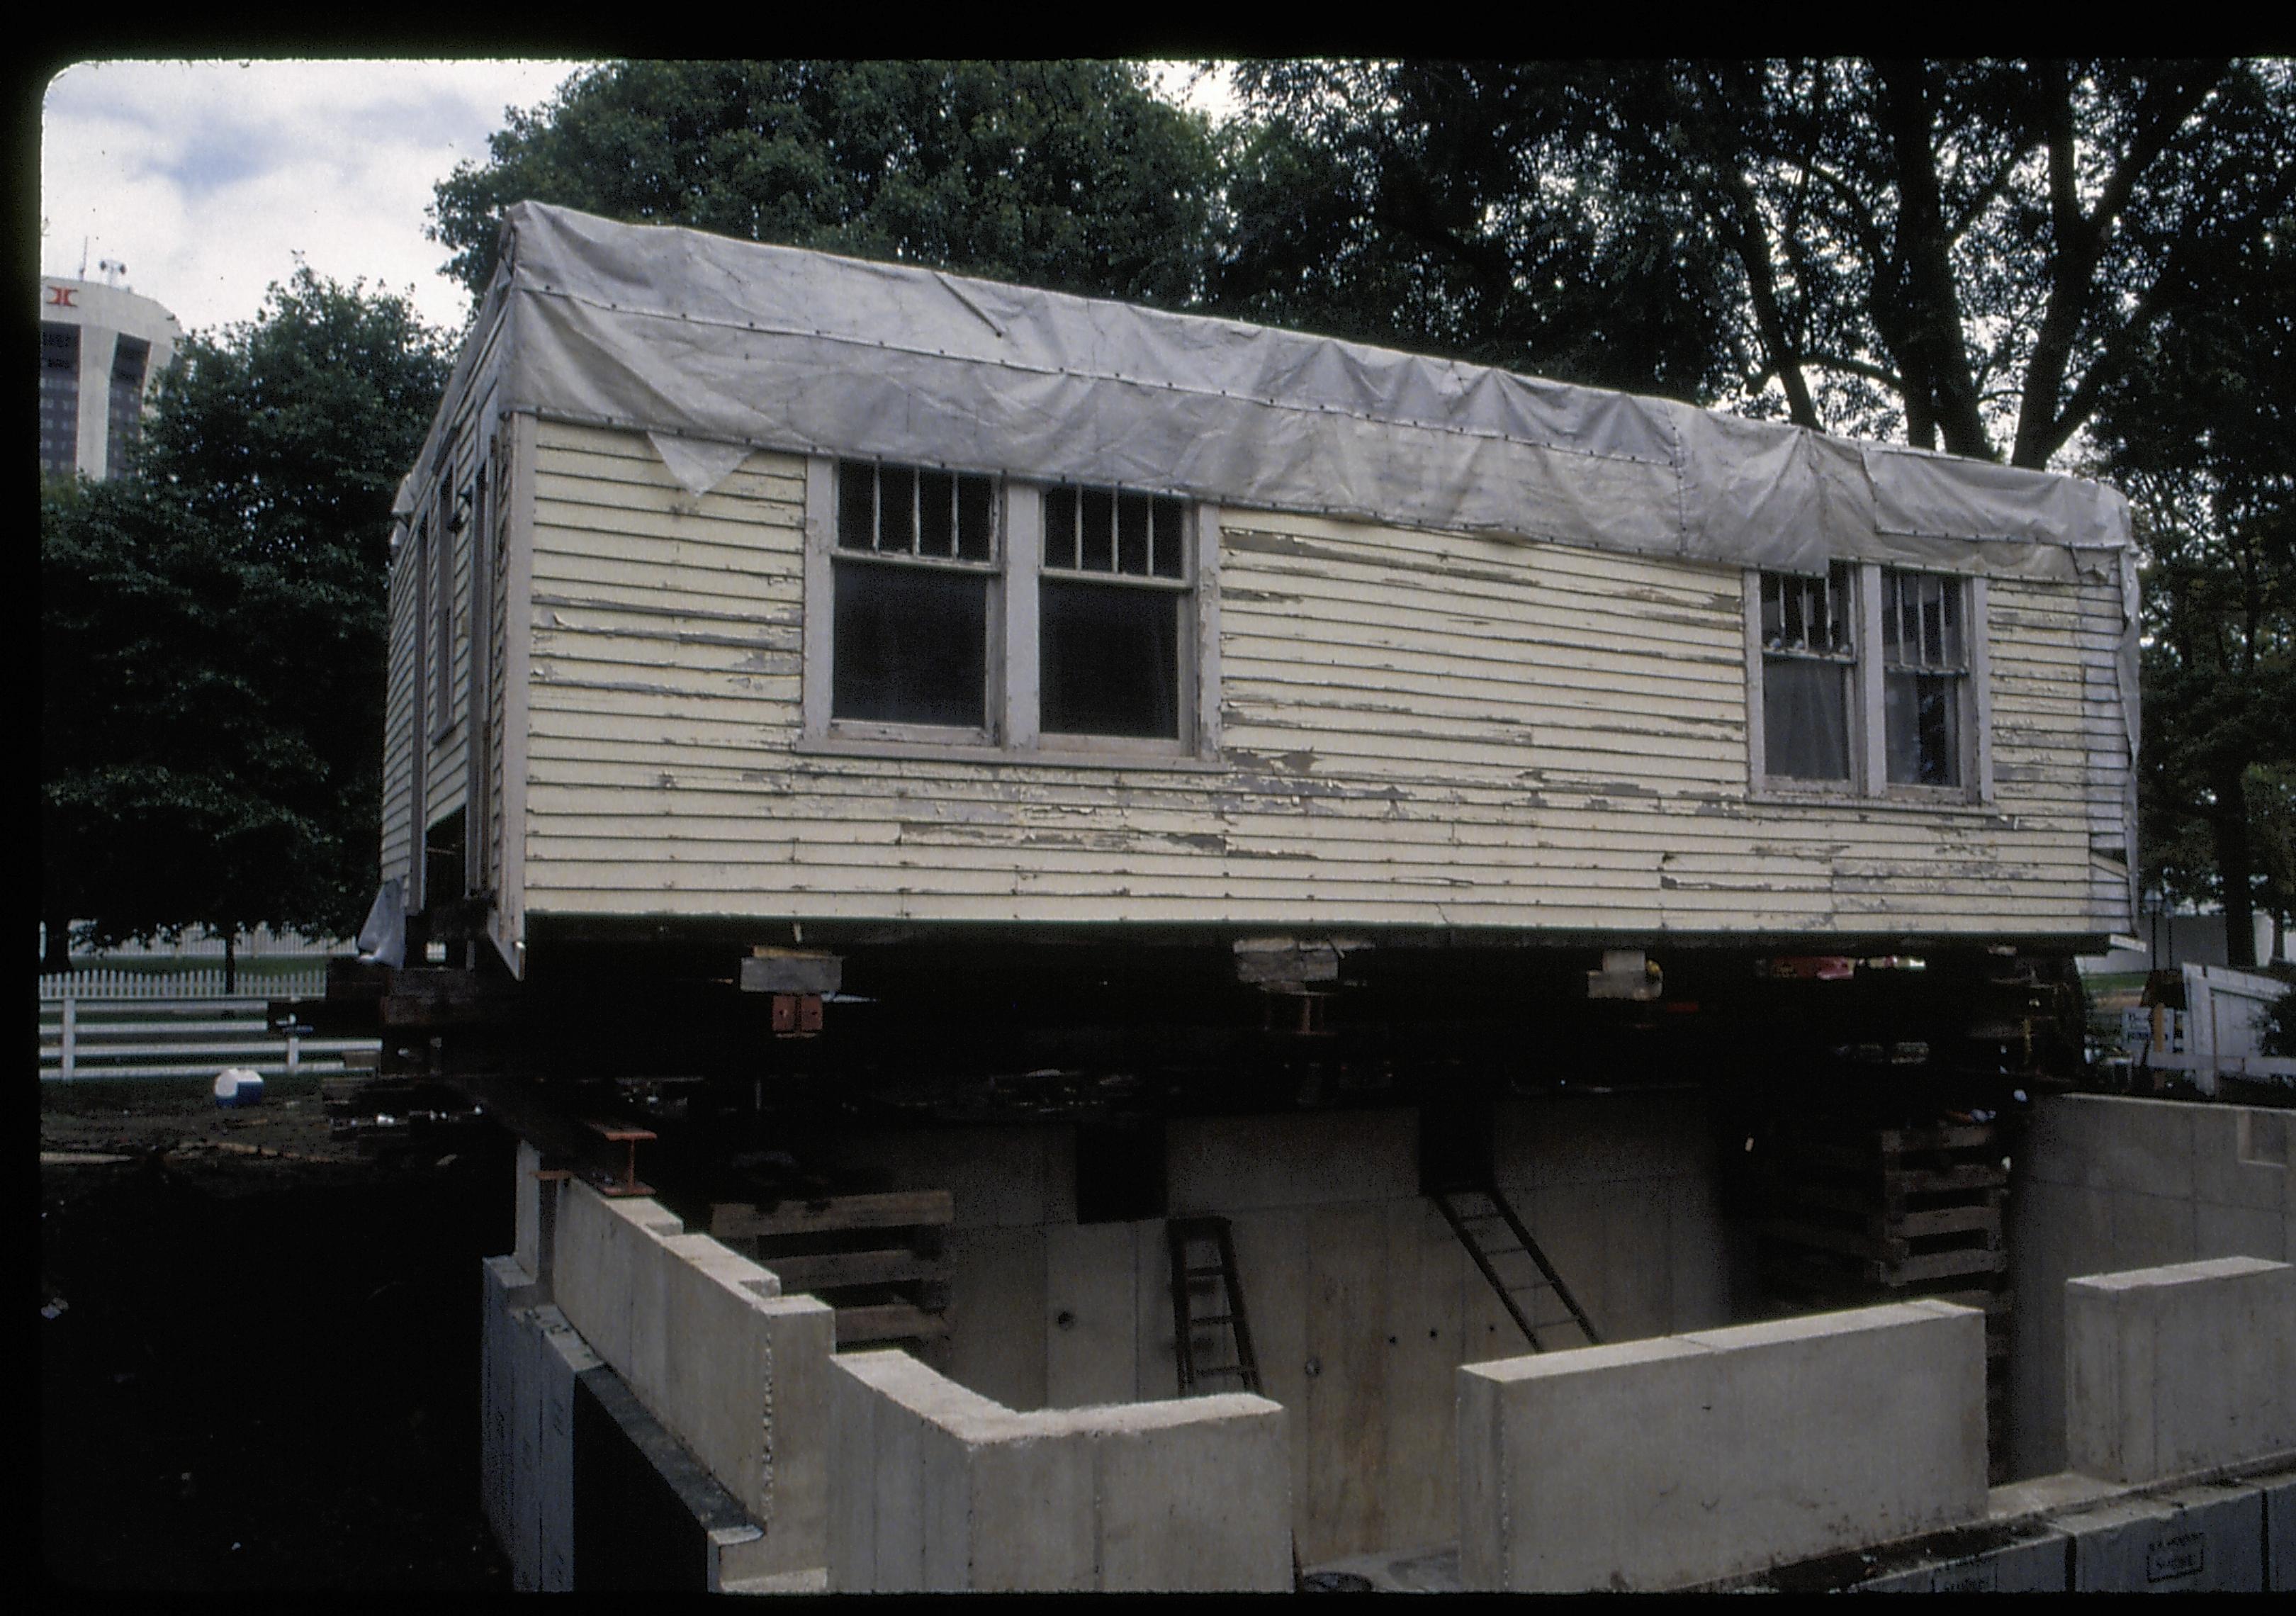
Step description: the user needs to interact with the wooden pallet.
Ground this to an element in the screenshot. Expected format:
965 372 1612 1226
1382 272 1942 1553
1759 1118 2014 1481
711 1190 953 1347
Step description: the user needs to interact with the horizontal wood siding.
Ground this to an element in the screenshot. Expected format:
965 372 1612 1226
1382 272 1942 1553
517 420 2128 938
378 517 419 893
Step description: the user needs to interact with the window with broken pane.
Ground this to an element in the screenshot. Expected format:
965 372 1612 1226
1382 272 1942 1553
1040 485 1188 739
1881 569 1966 787
1759 564 1856 782
831 460 998 729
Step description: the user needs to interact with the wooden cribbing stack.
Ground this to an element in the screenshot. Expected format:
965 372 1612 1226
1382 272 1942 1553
1758 1118 2013 1480
710 1190 953 1350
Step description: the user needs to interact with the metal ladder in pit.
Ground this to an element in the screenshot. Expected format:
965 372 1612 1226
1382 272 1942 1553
1433 1186 1602 1352
1166 1216 1262 1394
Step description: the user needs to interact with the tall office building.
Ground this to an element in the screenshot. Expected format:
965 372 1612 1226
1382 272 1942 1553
39 272 182 481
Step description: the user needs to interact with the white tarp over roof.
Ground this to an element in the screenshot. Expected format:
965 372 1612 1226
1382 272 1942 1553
414 203 2129 566
398 201 2139 746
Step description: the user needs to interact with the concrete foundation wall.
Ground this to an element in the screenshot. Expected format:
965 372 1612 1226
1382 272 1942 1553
2010 1096 2295 1477
1458 1301 1989 1591
2055 1480 2267 1592
827 1349 1292 1591
546 1179 835 1575
823 1090 1734 1561
2065 1255 2296 1485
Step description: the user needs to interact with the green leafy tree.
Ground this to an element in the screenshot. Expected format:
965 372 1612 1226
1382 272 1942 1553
1221 60 2296 467
1211 62 1744 400
2093 193 2295 968
430 60 1222 308
40 266 452 979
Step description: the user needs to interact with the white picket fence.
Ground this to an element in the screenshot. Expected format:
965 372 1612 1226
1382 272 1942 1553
39 972 378 1083
39 965 330 1001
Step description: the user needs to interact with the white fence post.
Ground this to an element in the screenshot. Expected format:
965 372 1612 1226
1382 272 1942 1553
62 992 77 1082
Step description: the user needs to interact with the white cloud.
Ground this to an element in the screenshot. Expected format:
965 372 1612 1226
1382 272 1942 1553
40 59 592 337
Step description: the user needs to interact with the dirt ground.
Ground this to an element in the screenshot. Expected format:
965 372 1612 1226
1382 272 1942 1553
40 1075 519 1590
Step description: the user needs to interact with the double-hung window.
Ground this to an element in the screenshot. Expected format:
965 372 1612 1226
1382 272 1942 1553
1880 569 1968 788
831 461 1000 736
808 458 1210 759
1757 563 1858 785
1748 561 1988 802
1038 486 1190 741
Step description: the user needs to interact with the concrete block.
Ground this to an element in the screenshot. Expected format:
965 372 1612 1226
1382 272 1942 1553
479 1255 541 1561
2106 1188 2197 1269
534 1306 600 1593
1665 1174 1731 1330
1090 1397 1293 1591
2085 1097 2198 1199
546 1183 833 1578
1375 1199 1468 1554
1851 1521 2070 1592
570 1354 774 1591
827 1350 1290 1592
2195 1199 2287 1262
1045 1220 1139 1409
2193 1106 2290 1211
1600 1179 1673 1340
2065 1255 2296 1483
1460 1301 1988 1591
2253 1466 2296 1590
943 1225 1047 1411
2055 1481 2265 1592
755 1294 835 1574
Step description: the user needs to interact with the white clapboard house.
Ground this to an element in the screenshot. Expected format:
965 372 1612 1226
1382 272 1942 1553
383 201 2135 981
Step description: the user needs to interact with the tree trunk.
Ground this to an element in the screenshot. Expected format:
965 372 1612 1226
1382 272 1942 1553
2211 767 2258 968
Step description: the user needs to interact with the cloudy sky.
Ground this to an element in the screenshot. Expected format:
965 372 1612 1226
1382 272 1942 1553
39 60 1230 342
42 60 601 337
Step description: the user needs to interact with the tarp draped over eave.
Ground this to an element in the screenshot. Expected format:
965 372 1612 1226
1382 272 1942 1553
393 201 2139 754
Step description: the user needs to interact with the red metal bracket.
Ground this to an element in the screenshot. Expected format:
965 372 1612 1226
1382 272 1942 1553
583 1120 657 1196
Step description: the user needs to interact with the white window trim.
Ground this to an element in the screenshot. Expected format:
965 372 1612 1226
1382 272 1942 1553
801 455 1221 765
1745 562 1993 807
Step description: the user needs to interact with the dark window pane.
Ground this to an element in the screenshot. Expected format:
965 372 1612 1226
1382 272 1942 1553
1080 487 1115 572
1041 579 1180 739
1117 490 1150 576
1762 656 1851 780
1886 671 1962 786
878 465 916 554
1151 496 1186 578
918 470 955 557
107 336 150 470
957 474 995 560
833 561 987 728
40 322 79 476
838 462 875 550
1045 486 1078 569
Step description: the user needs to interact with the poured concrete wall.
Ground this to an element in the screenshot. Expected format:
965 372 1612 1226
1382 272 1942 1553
817 1089 1734 1561
2010 1096 2295 1477
827 1349 1291 1591
2065 1255 2296 1485
1458 1301 1989 1591
546 1179 835 1576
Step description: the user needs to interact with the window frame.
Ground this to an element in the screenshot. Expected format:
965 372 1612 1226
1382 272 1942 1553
1745 561 1992 807
803 456 1221 766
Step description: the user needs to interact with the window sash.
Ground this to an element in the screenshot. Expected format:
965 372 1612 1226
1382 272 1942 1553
811 460 1208 758
1750 563 1986 801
